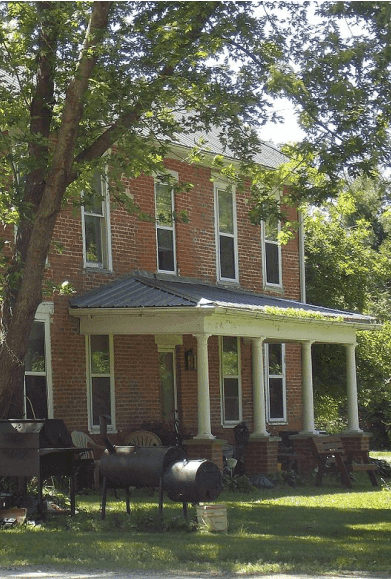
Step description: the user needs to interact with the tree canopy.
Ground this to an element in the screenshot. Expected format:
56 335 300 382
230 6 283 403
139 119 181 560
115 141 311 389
305 176 391 445
0 1 300 414
2 1 391 417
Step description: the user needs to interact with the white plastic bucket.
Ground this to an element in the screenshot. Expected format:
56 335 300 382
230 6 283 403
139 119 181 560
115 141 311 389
196 504 228 531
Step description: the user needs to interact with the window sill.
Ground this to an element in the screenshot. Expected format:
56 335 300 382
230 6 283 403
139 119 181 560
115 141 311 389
84 266 113 274
217 280 241 289
263 283 284 294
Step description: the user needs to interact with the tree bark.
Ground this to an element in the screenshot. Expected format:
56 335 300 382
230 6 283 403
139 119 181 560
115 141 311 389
0 1 113 417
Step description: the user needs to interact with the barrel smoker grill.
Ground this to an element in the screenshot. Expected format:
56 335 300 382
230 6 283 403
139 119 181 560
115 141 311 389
99 419 223 519
0 419 84 516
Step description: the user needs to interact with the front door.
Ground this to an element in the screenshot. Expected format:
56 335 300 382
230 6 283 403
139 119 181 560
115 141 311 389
158 349 177 422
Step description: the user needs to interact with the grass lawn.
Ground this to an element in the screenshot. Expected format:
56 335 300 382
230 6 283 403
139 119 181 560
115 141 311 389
1 455 391 575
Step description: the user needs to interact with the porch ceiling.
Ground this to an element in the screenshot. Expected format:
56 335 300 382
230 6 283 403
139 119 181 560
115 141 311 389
69 273 379 344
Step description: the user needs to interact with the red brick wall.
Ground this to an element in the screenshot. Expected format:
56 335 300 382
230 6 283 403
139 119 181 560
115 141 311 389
45 158 301 299
1 156 304 448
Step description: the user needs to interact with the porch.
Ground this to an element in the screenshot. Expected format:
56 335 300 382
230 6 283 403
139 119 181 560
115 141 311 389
69 273 379 475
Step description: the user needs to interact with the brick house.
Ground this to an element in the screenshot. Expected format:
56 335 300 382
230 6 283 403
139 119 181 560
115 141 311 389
17 129 377 474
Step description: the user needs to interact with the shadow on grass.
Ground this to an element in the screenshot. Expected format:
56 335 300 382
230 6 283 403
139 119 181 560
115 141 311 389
0 481 390 575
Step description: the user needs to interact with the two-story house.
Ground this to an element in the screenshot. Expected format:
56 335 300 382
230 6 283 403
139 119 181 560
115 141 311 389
19 127 377 474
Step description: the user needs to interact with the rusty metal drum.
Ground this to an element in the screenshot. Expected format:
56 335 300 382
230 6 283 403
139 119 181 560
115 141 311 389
164 458 223 503
99 445 186 488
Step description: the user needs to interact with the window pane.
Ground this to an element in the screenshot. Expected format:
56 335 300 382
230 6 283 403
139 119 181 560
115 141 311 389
266 242 280 284
156 183 173 226
265 216 279 241
218 189 233 234
159 352 175 422
84 172 103 214
85 215 103 264
91 335 110 374
220 236 235 279
157 228 175 271
268 343 282 375
92 376 111 426
222 336 238 375
25 375 48 419
269 378 284 419
224 378 239 421
25 322 45 372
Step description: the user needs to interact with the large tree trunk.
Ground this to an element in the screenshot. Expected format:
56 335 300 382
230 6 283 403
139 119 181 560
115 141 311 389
0 1 112 417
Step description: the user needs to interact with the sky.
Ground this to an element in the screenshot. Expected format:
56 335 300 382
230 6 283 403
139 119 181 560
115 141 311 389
260 99 305 146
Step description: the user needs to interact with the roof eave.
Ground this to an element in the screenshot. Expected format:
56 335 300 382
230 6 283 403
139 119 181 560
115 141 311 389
69 303 379 331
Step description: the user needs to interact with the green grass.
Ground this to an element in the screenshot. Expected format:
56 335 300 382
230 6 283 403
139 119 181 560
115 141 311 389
1 461 391 575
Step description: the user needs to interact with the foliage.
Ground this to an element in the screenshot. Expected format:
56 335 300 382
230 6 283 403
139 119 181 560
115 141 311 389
305 178 391 444
222 473 256 493
271 2 391 188
314 391 347 434
305 181 391 315
0 1 299 412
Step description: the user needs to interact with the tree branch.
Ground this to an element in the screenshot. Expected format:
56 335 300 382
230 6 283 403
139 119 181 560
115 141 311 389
69 1 221 182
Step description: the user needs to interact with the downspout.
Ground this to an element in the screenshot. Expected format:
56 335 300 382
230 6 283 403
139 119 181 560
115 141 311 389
299 209 306 303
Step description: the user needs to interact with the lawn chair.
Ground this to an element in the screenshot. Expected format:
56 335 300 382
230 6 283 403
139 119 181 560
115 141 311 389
71 430 105 489
123 430 162 447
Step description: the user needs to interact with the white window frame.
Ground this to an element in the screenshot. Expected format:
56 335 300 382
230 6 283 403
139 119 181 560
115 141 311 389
86 334 116 433
81 170 112 271
24 302 54 419
155 171 177 274
261 217 283 289
220 336 242 426
265 342 287 424
157 345 178 422
214 183 239 283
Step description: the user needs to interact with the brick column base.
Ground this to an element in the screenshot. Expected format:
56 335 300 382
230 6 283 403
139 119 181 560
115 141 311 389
291 432 373 475
290 435 318 474
340 432 372 456
244 437 280 476
183 438 226 472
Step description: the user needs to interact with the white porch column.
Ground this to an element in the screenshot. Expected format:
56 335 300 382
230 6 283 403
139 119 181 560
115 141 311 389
345 343 362 433
193 334 214 439
250 337 270 438
301 340 316 434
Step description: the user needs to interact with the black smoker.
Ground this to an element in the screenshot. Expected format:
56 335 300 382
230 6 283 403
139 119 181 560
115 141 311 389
0 419 83 516
99 417 223 519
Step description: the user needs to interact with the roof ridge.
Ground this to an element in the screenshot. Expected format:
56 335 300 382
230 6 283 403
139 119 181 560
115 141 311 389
134 274 211 306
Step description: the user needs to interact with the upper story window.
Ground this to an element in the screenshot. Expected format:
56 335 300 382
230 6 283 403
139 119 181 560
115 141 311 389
265 343 286 423
220 336 242 425
155 176 176 273
82 171 112 270
262 215 282 288
215 184 238 283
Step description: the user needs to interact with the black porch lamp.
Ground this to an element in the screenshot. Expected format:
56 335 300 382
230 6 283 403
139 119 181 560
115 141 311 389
184 348 196 371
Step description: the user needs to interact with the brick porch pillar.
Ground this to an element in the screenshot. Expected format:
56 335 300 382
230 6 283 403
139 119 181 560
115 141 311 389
340 432 372 455
290 434 318 474
183 438 226 472
243 436 280 475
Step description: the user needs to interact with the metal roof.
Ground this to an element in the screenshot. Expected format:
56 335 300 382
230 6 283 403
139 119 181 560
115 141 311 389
70 274 374 324
169 126 288 169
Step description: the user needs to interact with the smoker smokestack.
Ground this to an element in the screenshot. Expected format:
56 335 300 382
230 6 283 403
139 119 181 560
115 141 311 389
99 415 116 455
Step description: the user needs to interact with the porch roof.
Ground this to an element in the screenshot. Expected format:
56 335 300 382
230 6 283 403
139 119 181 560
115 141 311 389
70 273 374 325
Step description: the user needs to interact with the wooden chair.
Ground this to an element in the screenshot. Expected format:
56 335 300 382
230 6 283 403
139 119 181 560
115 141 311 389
123 430 162 447
312 435 378 487
312 435 352 487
